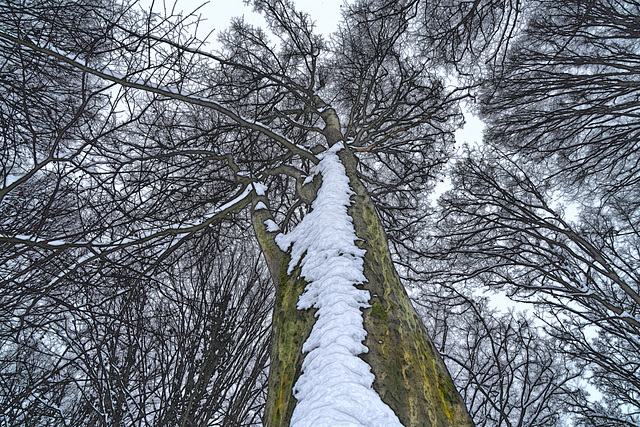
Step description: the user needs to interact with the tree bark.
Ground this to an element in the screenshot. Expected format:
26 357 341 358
338 147 473 426
253 154 473 426
254 105 473 426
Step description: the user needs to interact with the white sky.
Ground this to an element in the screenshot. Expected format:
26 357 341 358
455 109 485 148
155 0 344 41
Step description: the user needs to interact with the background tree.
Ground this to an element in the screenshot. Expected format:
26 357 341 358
429 0 640 425
417 0 522 78
1 1 272 425
416 291 585 427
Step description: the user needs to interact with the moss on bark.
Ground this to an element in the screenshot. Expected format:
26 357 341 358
256 143 473 426
263 260 315 427
338 148 474 427
251 197 316 427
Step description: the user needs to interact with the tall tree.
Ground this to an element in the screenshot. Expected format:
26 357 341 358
1 0 473 425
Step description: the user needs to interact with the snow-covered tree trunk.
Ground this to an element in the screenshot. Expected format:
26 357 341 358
252 109 473 427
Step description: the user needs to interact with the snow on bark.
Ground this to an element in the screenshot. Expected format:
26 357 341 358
264 219 280 232
276 143 404 427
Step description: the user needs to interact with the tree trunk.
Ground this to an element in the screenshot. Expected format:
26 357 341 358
338 147 473 426
252 105 473 426
252 150 473 426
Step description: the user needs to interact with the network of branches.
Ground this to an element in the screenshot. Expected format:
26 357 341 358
0 0 638 425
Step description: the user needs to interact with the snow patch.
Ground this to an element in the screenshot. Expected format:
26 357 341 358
302 173 315 185
254 201 268 211
264 219 280 232
253 182 268 196
210 185 253 216
275 143 403 427
253 202 267 211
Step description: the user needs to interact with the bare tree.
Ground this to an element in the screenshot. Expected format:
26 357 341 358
1 0 473 425
420 0 640 424
432 146 640 425
480 0 640 199
417 0 523 78
415 286 587 427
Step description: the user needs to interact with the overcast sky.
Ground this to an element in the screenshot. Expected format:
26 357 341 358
152 0 344 42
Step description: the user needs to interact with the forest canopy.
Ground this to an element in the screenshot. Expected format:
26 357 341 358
1 0 638 426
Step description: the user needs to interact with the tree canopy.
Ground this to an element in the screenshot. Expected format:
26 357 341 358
1 0 638 425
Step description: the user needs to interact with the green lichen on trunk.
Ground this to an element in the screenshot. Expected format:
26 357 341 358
263 261 315 427
250 197 315 427
338 148 474 427
253 138 473 426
